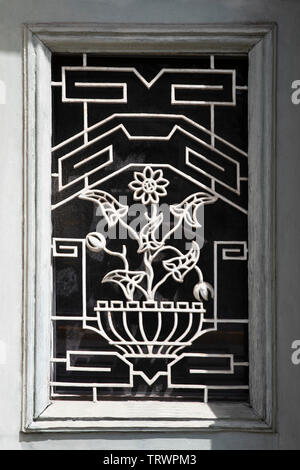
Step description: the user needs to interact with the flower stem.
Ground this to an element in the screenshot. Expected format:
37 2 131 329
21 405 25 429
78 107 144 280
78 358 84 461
195 265 204 283
143 203 159 300
104 244 129 271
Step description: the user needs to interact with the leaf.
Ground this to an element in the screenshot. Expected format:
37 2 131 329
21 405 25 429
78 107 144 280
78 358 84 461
102 269 146 300
163 241 200 282
137 212 164 253
170 192 217 228
79 189 128 227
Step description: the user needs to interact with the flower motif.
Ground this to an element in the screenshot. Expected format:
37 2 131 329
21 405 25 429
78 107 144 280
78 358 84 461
193 281 214 301
163 241 200 282
128 166 169 205
79 190 128 227
86 232 106 253
102 269 146 300
170 192 218 228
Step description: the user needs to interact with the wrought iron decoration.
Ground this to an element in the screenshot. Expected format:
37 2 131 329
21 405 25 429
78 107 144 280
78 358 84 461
78 167 217 373
51 54 249 402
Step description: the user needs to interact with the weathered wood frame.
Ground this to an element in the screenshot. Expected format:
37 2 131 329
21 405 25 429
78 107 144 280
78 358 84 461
22 23 276 432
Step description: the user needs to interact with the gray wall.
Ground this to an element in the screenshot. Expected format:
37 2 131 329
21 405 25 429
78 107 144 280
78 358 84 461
0 0 299 450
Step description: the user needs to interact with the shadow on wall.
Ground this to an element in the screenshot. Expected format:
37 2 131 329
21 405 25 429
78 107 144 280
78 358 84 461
18 398 278 450
18 429 276 450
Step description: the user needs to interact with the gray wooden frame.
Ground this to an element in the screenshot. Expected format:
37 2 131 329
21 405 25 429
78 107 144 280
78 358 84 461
22 23 276 432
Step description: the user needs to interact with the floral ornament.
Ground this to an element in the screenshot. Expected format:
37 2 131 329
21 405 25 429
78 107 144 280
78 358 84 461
163 241 200 282
128 166 169 205
79 190 128 227
137 212 164 253
102 269 146 300
79 166 218 302
193 281 214 301
86 232 106 253
170 192 218 228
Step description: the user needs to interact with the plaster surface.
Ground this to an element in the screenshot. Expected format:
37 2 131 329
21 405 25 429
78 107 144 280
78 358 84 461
0 0 299 450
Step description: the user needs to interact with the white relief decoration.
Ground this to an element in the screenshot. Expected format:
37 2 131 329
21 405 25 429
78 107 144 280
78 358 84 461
50 237 249 400
80 190 128 227
80 166 217 304
50 55 249 402
70 166 220 389
51 63 248 213
128 167 169 205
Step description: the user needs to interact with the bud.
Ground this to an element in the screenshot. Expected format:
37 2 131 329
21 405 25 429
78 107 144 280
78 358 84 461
86 232 106 253
193 281 214 301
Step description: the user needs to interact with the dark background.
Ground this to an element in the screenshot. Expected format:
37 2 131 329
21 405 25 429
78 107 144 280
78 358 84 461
51 54 248 402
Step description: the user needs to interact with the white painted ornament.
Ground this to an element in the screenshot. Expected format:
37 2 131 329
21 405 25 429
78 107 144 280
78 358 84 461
79 166 218 374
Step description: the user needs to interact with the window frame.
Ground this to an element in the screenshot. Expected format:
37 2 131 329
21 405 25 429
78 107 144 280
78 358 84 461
22 23 276 432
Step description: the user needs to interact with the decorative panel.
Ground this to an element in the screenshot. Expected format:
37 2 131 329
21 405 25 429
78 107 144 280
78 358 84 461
50 54 248 403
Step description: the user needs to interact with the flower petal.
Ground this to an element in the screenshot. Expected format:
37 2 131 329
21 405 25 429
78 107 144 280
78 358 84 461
155 186 167 196
150 192 159 204
142 192 152 205
134 171 145 183
157 177 169 188
133 188 143 201
128 180 142 191
144 166 154 179
152 169 163 181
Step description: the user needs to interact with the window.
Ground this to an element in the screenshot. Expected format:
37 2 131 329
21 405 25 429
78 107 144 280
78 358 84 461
23 23 275 431
51 53 249 403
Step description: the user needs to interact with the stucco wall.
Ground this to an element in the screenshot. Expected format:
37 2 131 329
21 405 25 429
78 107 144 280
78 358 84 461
0 0 299 450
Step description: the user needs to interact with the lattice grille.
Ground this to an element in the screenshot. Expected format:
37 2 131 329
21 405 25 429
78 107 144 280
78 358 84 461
50 54 248 402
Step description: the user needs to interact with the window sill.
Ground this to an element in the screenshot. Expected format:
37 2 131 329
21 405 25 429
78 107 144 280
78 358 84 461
24 401 272 432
